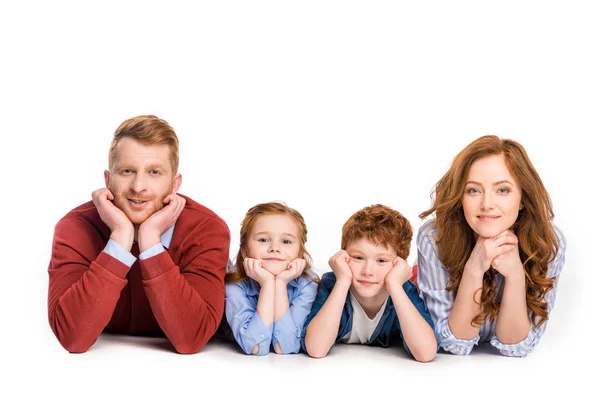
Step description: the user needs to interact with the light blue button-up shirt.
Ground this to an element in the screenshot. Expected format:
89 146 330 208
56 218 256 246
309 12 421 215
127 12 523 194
225 272 318 356
102 225 175 266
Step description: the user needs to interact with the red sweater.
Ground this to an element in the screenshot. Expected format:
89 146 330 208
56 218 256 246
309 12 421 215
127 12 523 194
47 194 230 354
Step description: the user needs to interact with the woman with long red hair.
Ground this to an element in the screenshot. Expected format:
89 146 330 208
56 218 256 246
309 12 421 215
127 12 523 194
417 135 566 357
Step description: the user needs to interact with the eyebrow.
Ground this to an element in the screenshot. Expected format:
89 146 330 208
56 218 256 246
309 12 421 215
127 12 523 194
466 180 514 186
253 231 298 239
347 249 394 257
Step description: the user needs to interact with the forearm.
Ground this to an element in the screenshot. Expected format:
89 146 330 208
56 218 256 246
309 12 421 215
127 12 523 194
141 251 227 354
389 285 437 362
304 278 350 358
273 279 290 322
447 269 483 340
495 274 529 344
255 279 276 328
48 253 129 353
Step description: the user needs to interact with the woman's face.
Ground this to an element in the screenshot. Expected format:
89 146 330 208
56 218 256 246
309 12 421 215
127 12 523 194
461 154 523 238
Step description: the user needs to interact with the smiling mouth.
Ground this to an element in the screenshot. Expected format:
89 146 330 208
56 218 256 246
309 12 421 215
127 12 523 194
263 258 285 261
128 199 149 206
357 280 377 285
477 216 500 220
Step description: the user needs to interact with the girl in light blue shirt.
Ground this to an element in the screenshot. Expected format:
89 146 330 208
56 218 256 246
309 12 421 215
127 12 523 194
225 202 319 355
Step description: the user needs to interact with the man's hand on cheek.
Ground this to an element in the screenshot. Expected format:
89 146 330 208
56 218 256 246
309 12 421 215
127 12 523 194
92 188 134 250
138 193 186 252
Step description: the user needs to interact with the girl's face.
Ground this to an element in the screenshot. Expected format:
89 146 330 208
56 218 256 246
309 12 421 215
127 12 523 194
461 154 523 238
245 214 302 276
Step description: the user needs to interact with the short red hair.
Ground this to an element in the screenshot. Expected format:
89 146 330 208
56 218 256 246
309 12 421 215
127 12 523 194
341 204 412 259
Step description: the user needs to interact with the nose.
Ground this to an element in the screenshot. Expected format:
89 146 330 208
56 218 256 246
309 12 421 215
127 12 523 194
268 241 280 253
131 173 148 194
480 191 494 210
361 261 374 276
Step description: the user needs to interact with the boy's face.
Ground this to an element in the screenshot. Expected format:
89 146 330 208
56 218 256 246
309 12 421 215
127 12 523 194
346 237 396 304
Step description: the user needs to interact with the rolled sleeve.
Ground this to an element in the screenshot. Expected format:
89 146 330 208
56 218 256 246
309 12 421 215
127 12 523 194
438 323 479 355
225 281 272 356
273 277 318 354
490 328 537 357
103 239 136 267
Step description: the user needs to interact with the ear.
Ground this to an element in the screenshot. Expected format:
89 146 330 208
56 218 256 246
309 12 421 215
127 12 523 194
519 203 524 211
172 173 182 193
104 170 110 188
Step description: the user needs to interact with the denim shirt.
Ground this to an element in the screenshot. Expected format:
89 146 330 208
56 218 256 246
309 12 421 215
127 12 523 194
226 273 318 356
301 272 435 356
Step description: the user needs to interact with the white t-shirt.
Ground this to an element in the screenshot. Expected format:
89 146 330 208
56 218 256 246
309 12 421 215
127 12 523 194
342 293 387 344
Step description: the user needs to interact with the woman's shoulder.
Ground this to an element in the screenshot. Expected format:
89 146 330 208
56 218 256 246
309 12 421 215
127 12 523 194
551 223 567 250
417 219 438 246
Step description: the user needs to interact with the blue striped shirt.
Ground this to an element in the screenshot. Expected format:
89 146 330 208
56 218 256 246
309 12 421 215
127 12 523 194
417 219 567 357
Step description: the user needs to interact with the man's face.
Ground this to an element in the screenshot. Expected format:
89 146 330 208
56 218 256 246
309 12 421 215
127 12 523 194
104 137 181 225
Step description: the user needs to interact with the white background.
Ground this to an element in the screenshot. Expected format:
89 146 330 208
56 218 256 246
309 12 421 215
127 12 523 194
1 1 598 399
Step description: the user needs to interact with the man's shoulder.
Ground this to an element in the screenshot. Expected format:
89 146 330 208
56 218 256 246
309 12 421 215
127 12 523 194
56 200 103 230
177 194 229 232
53 200 108 246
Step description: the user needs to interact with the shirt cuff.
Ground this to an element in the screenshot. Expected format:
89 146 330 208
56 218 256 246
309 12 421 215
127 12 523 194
139 243 165 260
490 328 538 357
272 311 300 354
103 239 136 267
437 322 480 355
245 314 272 355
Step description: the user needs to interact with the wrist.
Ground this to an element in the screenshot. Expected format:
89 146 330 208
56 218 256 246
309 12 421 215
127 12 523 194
504 268 526 285
463 262 486 282
137 228 161 253
110 229 134 252
259 275 276 287
335 276 353 289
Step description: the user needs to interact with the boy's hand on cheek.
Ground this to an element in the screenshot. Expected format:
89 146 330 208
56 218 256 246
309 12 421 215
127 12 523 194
385 257 412 288
329 250 353 283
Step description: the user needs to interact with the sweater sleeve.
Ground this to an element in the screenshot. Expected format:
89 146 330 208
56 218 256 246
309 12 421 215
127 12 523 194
48 215 131 353
138 216 230 354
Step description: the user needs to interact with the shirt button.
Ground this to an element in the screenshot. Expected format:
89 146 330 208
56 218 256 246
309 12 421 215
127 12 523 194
275 330 280 335
260 334 265 338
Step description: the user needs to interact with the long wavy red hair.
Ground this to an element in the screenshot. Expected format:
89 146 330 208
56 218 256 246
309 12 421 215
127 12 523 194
420 135 558 328
226 202 319 284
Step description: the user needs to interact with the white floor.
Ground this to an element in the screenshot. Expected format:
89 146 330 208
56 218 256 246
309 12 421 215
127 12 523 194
7 297 594 400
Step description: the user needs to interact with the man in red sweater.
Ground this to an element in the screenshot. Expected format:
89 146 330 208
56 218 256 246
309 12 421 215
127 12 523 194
47 115 230 354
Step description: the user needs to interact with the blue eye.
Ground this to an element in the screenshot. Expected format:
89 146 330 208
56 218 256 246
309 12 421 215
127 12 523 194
150 169 161 175
498 187 510 194
466 187 480 194
122 169 133 175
